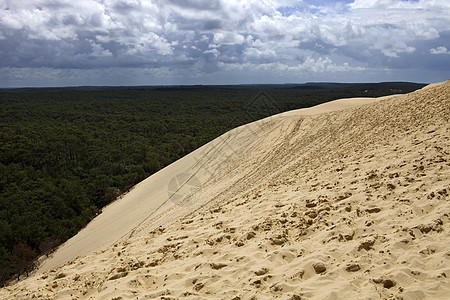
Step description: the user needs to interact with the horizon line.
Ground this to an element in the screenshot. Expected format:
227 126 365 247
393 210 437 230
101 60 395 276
0 81 428 90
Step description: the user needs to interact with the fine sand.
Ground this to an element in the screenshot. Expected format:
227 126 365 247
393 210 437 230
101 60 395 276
1 81 449 299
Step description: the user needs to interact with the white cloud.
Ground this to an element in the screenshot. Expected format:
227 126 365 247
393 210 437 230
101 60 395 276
204 48 219 57
430 46 450 55
244 48 277 61
89 40 113 57
220 56 365 73
351 0 450 10
213 32 245 45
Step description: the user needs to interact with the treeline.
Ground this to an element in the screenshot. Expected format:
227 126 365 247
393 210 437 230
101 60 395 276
0 82 425 285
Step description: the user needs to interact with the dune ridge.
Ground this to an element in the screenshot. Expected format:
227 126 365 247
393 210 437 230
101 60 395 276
1 81 449 299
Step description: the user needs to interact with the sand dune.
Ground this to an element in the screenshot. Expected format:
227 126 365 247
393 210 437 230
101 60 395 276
1 81 449 299
35 92 384 274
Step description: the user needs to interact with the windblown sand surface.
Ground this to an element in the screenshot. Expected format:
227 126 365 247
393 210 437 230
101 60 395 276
1 81 449 299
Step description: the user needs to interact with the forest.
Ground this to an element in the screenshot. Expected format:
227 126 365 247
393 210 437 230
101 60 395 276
0 82 425 285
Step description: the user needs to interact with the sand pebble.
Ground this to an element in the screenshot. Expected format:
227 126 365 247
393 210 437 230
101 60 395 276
313 262 326 274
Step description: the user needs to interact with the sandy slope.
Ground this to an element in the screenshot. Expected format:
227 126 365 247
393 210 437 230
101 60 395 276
36 94 383 274
1 81 449 299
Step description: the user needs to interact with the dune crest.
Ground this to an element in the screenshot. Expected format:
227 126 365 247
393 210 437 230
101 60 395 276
1 81 449 299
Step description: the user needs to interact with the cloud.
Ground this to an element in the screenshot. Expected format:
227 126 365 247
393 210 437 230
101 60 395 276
213 32 245 45
430 46 450 55
89 40 113 57
204 48 219 57
350 0 449 9
220 56 365 73
0 0 449 86
244 48 277 62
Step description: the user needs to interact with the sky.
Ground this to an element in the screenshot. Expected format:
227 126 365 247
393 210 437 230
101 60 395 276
0 0 449 87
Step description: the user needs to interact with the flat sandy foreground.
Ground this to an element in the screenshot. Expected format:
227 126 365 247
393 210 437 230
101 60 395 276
1 81 449 299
